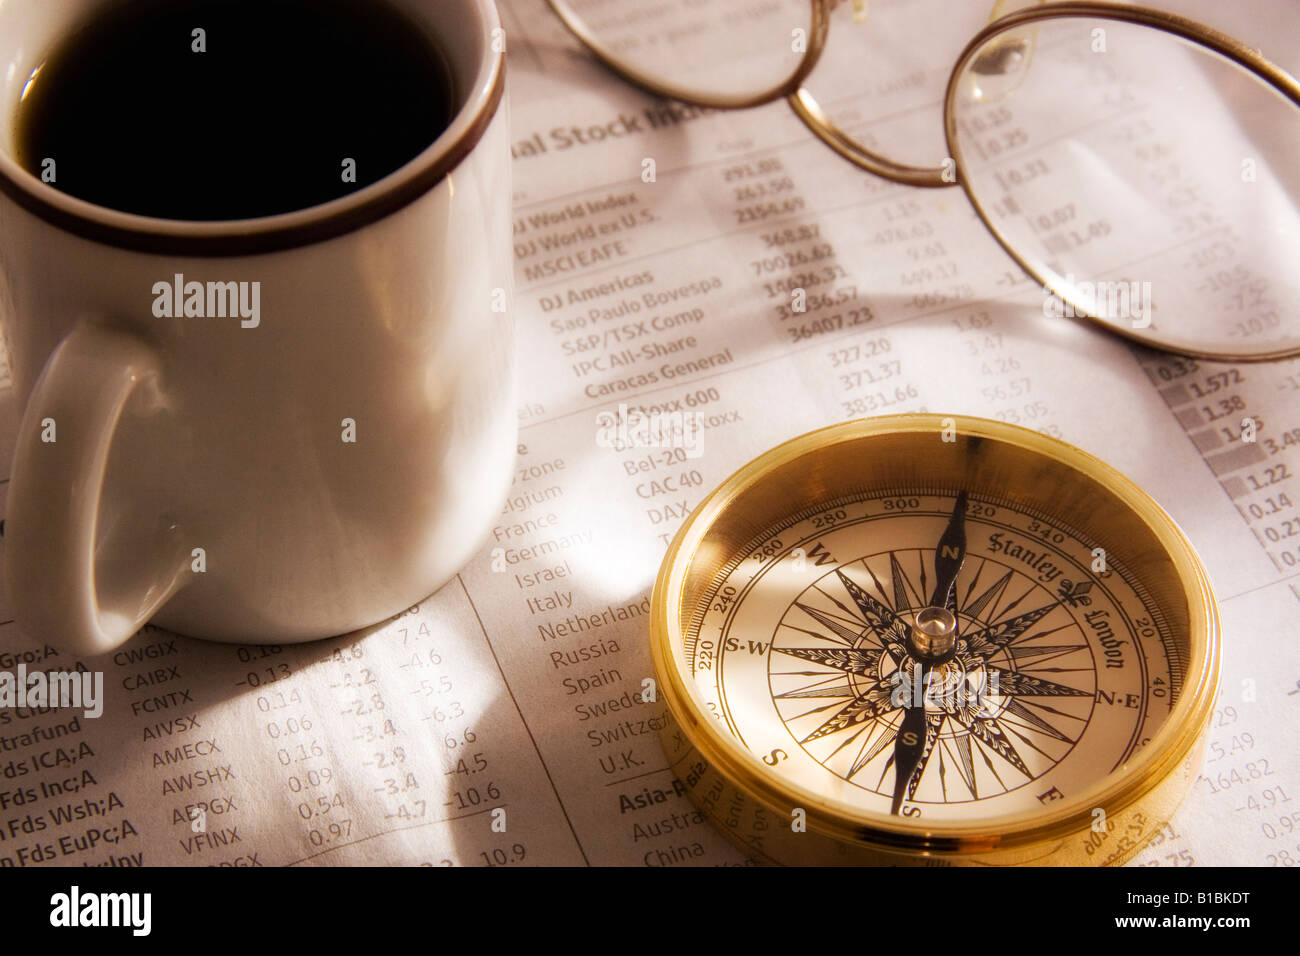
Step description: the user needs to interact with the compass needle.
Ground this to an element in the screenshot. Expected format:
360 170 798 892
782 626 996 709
652 416 1219 865
890 695 929 814
905 714 945 803
929 490 969 608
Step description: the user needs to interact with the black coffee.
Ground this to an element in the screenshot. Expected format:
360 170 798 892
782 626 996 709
16 0 456 220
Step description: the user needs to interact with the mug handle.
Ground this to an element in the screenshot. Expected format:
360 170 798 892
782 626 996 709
5 323 190 655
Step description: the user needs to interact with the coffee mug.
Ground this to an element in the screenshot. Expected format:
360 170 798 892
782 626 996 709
0 0 514 655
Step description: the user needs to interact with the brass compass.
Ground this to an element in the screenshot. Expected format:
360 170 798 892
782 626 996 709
651 414 1218 865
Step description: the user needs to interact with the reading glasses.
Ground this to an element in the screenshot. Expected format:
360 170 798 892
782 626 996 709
544 0 1300 361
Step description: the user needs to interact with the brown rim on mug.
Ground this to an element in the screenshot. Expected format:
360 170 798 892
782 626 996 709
0 3 507 258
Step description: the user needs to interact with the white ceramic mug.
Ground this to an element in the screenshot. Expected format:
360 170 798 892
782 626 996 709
0 0 514 654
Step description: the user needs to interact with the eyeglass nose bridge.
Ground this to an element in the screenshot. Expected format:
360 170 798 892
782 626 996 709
786 0 1043 188
787 87 956 188
543 0 1031 189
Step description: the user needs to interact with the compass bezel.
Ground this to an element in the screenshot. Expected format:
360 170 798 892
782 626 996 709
650 413 1219 864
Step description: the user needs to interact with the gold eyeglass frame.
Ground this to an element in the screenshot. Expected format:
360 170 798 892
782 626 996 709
544 0 1300 362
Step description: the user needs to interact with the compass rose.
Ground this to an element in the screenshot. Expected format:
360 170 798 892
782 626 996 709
770 495 1096 811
